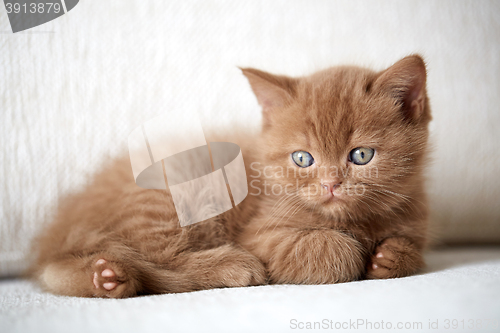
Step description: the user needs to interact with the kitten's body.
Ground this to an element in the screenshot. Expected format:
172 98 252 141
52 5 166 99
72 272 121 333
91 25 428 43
32 55 431 297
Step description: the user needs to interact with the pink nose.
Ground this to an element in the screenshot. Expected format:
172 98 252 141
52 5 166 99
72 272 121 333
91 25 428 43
321 180 342 194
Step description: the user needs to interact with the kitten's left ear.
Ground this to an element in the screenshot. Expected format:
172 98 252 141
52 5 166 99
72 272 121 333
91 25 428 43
373 55 429 122
240 67 297 128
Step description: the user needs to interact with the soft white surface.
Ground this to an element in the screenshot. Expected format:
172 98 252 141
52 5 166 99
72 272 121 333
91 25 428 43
1 247 500 333
1 1 500 276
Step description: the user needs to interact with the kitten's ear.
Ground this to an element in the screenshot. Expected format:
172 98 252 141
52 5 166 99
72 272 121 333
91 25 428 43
240 67 296 127
373 55 428 122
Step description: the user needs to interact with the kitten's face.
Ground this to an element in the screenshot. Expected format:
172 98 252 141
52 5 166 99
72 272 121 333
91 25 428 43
244 56 431 221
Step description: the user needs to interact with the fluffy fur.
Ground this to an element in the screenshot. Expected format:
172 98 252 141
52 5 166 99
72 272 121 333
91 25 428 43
31 55 431 297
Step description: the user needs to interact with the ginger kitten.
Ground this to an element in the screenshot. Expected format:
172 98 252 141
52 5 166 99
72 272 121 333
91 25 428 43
32 55 431 297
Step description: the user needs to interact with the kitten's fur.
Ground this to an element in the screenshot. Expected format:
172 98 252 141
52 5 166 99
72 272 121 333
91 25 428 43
32 55 431 297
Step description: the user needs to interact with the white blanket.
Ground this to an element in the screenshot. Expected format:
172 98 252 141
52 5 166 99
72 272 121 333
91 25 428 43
1 247 500 333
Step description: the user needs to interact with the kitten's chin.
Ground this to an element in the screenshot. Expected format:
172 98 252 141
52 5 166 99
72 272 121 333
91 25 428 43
316 194 358 220
321 193 342 205
317 194 343 212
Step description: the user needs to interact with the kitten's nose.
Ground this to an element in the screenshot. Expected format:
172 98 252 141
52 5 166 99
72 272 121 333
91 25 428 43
321 180 342 194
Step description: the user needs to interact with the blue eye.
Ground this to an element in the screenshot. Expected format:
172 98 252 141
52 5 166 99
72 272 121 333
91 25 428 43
291 151 314 168
349 147 375 165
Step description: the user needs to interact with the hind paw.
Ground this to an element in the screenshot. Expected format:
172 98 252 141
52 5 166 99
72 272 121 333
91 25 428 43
91 259 133 298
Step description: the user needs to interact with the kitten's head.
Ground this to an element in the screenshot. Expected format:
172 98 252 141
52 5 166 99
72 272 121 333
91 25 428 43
242 55 431 221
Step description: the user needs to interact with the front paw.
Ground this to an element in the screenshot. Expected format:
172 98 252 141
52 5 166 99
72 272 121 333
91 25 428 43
366 237 423 279
267 229 366 284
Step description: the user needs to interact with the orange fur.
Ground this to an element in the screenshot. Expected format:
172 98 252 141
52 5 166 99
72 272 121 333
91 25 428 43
31 55 431 297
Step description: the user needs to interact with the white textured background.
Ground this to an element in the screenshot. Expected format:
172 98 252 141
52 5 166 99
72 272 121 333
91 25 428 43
0 0 499 276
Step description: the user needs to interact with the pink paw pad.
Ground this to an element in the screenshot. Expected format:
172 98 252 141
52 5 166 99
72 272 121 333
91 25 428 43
93 272 99 288
102 269 115 277
103 282 117 290
93 259 118 291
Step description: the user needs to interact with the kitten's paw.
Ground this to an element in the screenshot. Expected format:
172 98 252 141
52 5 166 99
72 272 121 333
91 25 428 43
91 259 135 298
198 246 267 288
266 229 365 284
223 251 267 287
366 237 423 279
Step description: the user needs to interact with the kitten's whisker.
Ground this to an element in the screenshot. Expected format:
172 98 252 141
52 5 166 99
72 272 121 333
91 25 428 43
267 194 301 222
263 192 298 223
267 196 303 228
361 193 400 219
263 199 311 247
266 194 294 219
369 188 422 214
256 197 304 244
280 201 309 229
256 193 301 235
356 197 377 216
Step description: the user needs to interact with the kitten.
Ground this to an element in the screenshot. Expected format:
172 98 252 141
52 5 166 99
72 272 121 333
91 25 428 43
238 55 430 283
31 55 430 297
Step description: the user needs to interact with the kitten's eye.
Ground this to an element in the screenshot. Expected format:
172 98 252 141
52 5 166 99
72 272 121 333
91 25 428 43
349 147 374 165
291 151 314 168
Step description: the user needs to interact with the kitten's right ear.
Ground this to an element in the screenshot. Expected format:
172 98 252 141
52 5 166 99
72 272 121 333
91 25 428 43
372 55 429 123
240 67 296 128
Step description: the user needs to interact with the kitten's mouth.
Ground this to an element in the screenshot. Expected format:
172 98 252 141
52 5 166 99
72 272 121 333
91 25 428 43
323 193 340 204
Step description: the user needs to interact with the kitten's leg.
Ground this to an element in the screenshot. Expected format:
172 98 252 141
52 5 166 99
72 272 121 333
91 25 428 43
39 244 266 298
144 244 266 294
39 249 142 298
243 227 366 284
366 237 424 279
